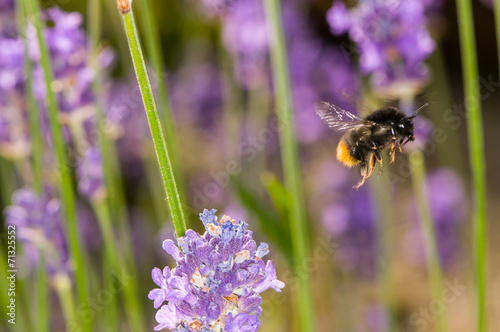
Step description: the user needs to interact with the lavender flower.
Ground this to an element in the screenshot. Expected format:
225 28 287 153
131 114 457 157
5 187 69 275
149 209 284 331
327 0 436 95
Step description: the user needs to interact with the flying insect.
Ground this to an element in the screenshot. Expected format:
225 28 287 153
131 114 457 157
315 101 427 189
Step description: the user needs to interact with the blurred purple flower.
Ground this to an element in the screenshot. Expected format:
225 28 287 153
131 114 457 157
321 187 377 277
0 0 15 35
0 0 13 10
5 187 69 275
222 0 269 88
149 209 284 331
479 0 493 8
170 58 223 130
404 168 467 267
327 0 436 94
77 147 106 202
0 7 114 172
198 0 235 16
26 8 103 115
223 0 359 143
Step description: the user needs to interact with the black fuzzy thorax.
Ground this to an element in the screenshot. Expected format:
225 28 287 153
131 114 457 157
364 107 407 124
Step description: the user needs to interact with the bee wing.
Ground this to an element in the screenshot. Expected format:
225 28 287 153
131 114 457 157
314 101 369 132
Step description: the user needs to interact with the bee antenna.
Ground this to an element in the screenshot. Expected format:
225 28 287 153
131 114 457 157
409 103 429 119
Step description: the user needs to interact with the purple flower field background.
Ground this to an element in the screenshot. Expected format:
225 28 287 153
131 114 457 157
0 0 499 331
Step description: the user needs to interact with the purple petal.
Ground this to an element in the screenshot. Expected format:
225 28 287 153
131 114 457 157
162 239 182 261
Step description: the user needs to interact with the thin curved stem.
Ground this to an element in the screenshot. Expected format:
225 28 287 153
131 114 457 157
455 0 488 330
263 0 316 330
117 1 187 237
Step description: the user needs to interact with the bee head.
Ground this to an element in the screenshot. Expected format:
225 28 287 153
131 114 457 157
396 118 415 144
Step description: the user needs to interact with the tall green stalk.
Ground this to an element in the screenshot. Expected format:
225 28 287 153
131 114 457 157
135 0 184 194
262 0 316 331
409 150 449 332
455 0 488 331
24 1 89 331
370 174 397 332
53 274 79 332
17 1 49 329
93 201 145 331
494 0 500 72
117 1 187 237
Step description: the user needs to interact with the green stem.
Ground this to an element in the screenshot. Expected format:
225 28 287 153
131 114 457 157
136 0 185 202
218 35 244 161
262 0 316 331
409 150 449 332
93 201 145 332
36 259 50 332
455 1 488 331
143 142 170 225
24 1 89 331
370 175 397 332
67 108 146 331
18 0 43 194
494 0 500 72
118 3 187 237
87 0 135 285
53 273 79 331
17 1 50 328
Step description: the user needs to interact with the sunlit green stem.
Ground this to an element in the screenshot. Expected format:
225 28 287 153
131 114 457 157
455 0 488 331
263 0 316 330
370 174 398 332
18 0 43 194
53 273 79 331
494 0 500 72
87 0 136 283
136 0 185 203
93 201 145 331
409 150 449 332
24 1 89 331
117 3 187 236
17 1 50 329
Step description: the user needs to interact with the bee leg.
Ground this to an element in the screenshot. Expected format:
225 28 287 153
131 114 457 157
398 138 404 153
366 153 376 178
354 154 376 190
389 144 397 164
371 144 383 173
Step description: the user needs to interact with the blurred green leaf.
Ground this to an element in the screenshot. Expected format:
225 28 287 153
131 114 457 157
231 176 292 261
261 171 289 220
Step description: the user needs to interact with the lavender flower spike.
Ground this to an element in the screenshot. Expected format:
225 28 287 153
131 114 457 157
149 209 285 331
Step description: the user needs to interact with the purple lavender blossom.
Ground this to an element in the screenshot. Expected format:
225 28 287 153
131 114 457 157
26 8 102 116
76 147 106 202
404 168 467 267
327 0 436 93
149 209 284 331
5 187 69 275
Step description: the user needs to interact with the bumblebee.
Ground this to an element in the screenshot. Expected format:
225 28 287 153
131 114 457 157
315 101 427 189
